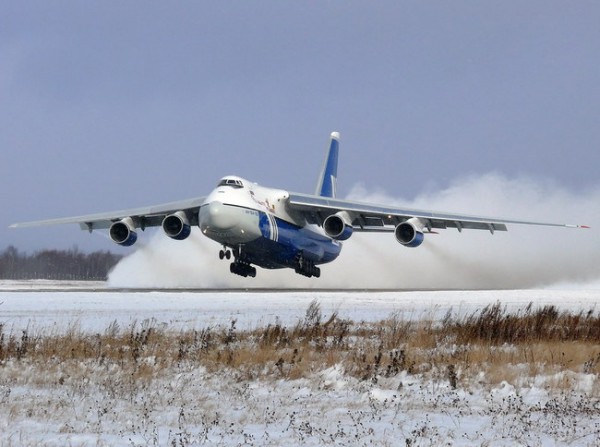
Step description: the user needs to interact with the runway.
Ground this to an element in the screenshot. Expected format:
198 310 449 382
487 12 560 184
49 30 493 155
0 278 499 293
1 280 598 334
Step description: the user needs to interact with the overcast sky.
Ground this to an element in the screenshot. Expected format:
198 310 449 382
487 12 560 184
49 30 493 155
2 1 599 253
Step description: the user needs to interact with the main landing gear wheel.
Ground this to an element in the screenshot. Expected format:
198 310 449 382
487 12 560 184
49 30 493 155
230 262 256 278
222 244 255 277
294 254 320 278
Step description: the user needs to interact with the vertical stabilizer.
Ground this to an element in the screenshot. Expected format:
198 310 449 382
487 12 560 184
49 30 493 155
315 132 340 198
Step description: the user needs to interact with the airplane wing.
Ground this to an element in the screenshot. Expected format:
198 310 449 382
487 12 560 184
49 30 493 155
287 192 587 234
9 196 206 232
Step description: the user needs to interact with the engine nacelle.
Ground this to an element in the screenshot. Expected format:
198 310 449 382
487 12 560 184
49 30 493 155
162 211 191 240
323 211 354 241
109 218 138 246
395 218 425 248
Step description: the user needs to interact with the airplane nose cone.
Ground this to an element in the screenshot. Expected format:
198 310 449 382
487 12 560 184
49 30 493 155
199 201 237 232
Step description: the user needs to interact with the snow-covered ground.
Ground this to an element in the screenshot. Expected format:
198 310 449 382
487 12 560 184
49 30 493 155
0 281 599 446
1 281 599 334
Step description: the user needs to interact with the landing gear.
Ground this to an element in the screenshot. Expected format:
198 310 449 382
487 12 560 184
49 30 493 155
230 261 256 278
219 245 256 278
294 254 320 278
218 248 232 260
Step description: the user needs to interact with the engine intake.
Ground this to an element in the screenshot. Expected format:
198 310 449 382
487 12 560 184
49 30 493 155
395 218 425 248
109 218 138 246
162 211 191 240
323 211 353 241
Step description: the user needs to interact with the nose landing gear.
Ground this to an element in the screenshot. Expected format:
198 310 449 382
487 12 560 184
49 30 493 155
218 248 232 260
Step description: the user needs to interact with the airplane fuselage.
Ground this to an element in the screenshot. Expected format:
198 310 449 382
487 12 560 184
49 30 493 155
198 176 341 277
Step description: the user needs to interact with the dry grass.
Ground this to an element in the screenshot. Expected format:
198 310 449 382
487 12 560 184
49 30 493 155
1 300 599 391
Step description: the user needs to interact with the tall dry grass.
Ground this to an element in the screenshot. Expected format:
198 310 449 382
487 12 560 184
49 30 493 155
0 300 598 390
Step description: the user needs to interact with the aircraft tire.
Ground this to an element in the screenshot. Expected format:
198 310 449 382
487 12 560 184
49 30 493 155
230 261 256 278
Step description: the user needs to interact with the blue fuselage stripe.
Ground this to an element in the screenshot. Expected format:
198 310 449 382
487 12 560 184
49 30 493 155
252 210 341 269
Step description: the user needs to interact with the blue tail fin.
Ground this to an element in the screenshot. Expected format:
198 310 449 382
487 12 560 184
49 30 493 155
315 132 340 198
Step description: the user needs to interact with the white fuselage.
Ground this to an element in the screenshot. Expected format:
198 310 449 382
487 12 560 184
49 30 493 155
199 176 296 244
197 176 341 271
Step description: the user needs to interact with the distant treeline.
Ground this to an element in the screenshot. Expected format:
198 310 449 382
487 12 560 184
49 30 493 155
0 246 123 280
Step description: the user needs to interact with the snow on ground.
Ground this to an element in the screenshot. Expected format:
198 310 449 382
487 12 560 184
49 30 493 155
1 281 599 334
0 281 599 446
2 360 598 447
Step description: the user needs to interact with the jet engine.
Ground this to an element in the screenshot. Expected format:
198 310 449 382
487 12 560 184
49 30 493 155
162 211 191 240
109 218 138 246
323 211 353 241
395 218 425 248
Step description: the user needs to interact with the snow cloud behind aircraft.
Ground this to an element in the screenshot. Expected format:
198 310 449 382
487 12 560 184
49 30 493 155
108 173 598 289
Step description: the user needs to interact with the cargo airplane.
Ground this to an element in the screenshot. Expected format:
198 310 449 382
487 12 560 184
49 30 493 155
10 132 588 278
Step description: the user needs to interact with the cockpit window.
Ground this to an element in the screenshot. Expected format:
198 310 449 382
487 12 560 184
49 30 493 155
217 178 244 188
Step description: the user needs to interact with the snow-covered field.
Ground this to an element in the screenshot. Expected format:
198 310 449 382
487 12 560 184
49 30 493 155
2 280 599 334
0 281 599 446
